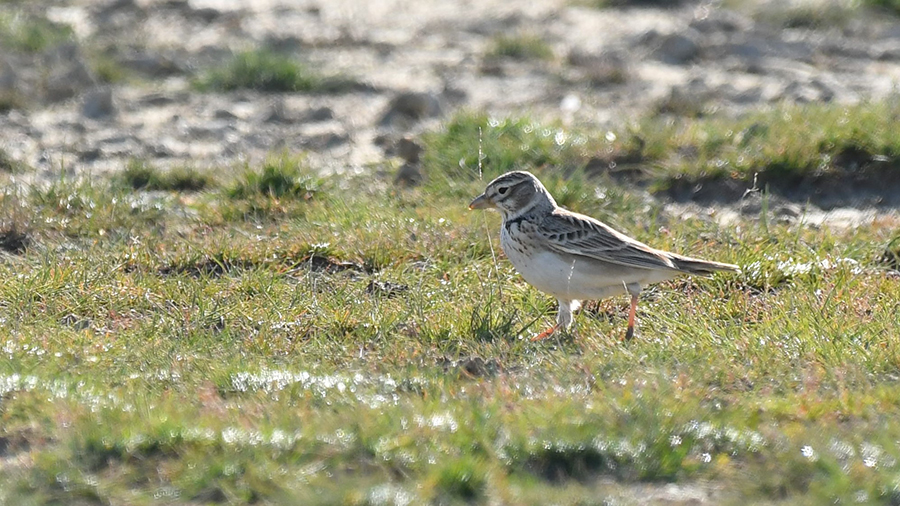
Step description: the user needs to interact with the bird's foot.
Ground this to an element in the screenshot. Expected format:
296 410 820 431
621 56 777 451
531 325 559 341
623 325 634 341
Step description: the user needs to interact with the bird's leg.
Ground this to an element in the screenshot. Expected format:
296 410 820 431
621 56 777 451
624 294 638 340
531 299 576 341
531 324 559 341
623 283 641 341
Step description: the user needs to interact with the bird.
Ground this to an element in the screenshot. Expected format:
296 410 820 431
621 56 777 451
468 170 738 340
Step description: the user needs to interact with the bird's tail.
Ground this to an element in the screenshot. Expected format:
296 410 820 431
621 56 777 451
668 253 740 275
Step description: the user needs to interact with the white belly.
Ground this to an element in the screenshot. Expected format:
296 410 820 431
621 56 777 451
500 226 676 300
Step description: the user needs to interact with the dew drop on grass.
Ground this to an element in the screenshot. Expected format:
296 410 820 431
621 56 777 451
801 445 817 461
368 483 415 506
554 130 567 146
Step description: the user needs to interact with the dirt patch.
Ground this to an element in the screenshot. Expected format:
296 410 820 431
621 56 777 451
159 256 257 277
661 162 900 210
159 252 365 277
0 228 31 254
301 254 366 274
365 279 409 297
4 0 900 183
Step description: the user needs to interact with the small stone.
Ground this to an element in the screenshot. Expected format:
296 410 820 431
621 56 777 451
78 147 102 161
379 91 442 129
0 58 17 91
689 10 748 34
301 131 348 151
82 87 116 118
568 49 629 85
192 7 222 22
139 94 174 106
214 109 238 120
651 31 701 65
121 52 182 77
99 0 137 12
43 44 96 102
394 162 422 186
301 106 334 122
395 137 423 164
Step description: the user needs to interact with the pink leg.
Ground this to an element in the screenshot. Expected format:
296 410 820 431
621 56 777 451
532 324 559 341
624 294 638 340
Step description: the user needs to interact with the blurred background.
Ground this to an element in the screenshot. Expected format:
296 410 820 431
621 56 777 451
4 3 900 504
3 0 900 183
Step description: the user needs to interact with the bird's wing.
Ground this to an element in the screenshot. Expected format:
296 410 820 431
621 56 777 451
536 209 677 270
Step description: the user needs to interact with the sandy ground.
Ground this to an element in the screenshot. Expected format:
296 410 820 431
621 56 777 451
3 0 900 228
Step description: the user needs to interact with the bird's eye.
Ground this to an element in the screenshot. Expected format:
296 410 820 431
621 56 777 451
497 187 508 195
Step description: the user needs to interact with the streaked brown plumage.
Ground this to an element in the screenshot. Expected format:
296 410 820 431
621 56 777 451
469 170 738 340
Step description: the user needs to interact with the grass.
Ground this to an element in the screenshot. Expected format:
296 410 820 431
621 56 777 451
863 0 900 15
226 155 321 199
194 49 358 93
426 101 900 202
1 104 900 504
734 0 861 29
88 52 129 84
634 99 900 187
118 159 216 192
726 0 900 28
0 11 73 53
486 33 554 61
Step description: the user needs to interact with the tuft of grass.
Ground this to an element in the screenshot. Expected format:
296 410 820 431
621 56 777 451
749 0 860 29
486 33 554 61
469 300 520 342
862 0 900 14
193 49 357 93
118 159 216 192
0 12 74 53
430 457 489 502
635 99 900 184
217 155 325 221
420 111 613 189
27 176 168 238
881 235 900 269
90 52 129 84
227 156 321 200
422 100 900 200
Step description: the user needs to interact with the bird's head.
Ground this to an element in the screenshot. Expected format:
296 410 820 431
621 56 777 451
468 170 556 219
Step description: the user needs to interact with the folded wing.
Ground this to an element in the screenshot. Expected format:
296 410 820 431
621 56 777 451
537 210 678 271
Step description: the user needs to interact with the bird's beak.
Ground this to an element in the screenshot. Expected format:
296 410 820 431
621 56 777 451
468 193 492 210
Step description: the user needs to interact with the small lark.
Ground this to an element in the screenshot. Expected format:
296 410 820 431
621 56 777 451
469 170 738 340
